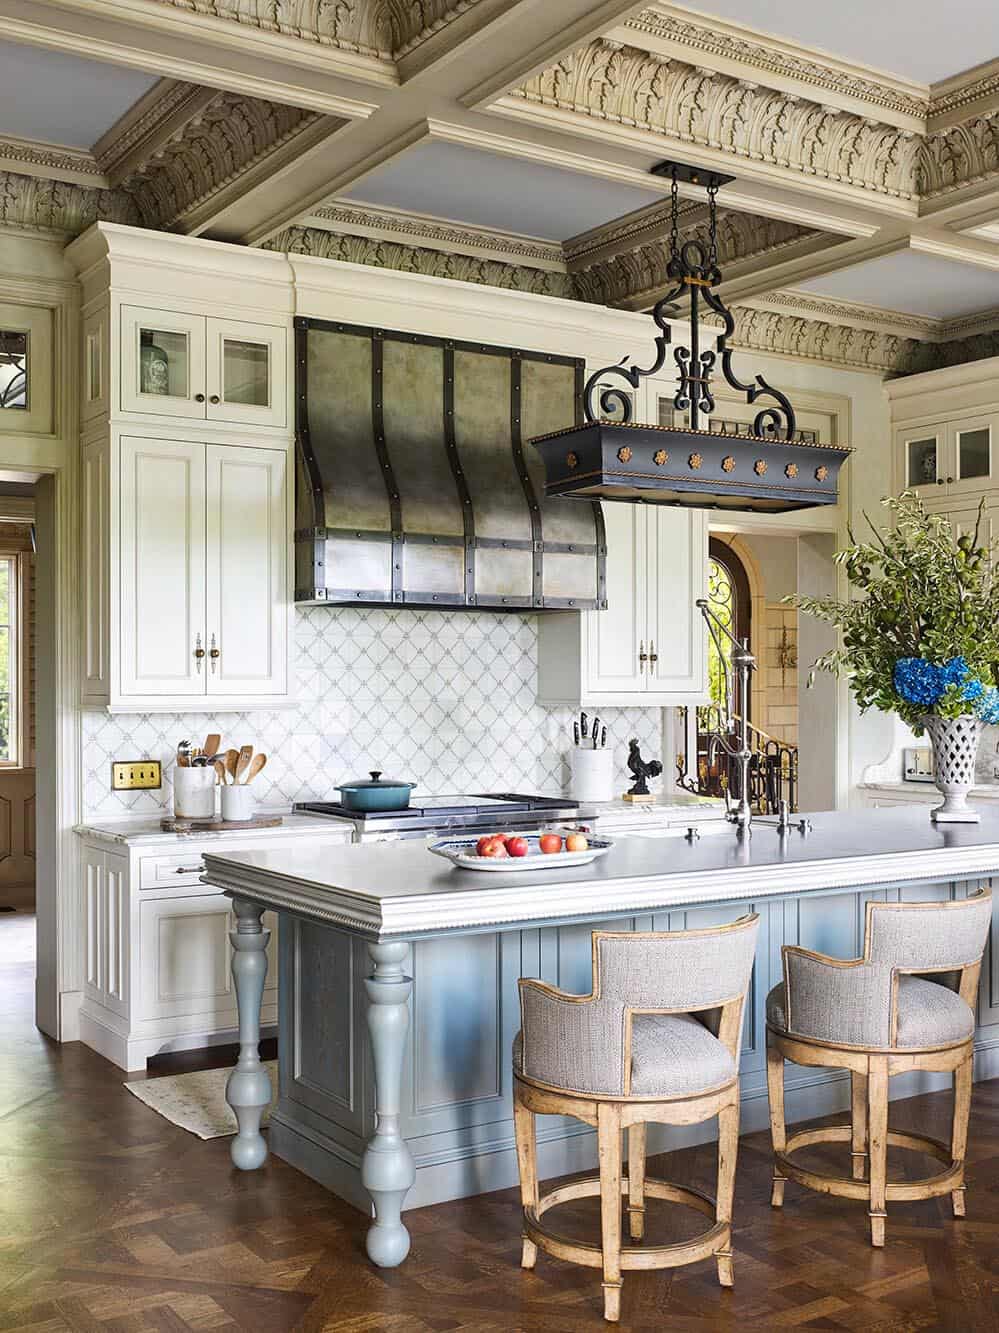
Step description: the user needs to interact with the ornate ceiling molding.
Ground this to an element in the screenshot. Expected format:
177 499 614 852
509 40 921 203
622 6 928 126
308 200 565 267
264 223 574 298
0 136 105 188
0 170 138 238
93 80 219 186
918 112 999 198
146 0 481 58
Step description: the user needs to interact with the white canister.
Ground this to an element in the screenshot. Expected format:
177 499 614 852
569 747 615 803
221 784 255 823
173 765 216 820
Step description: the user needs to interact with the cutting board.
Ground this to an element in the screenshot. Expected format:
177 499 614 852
160 814 284 833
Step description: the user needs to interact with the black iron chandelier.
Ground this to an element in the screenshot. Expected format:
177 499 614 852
533 162 850 513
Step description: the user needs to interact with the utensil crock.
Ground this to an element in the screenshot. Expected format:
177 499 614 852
221 784 255 823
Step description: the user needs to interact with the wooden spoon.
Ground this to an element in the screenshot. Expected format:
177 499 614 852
243 753 267 785
234 744 254 785
224 749 240 784
213 760 227 786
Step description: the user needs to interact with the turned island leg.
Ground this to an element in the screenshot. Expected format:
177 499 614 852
362 940 416 1268
226 897 271 1171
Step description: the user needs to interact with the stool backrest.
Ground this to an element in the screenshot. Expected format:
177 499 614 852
594 914 759 1013
865 890 991 973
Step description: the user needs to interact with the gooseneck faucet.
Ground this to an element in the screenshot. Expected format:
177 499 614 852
695 597 755 834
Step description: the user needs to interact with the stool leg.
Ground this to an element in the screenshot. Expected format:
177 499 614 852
951 1054 972 1219
766 1035 786 1208
867 1056 888 1247
597 1104 623 1323
851 1071 868 1181
715 1099 739 1288
513 1094 539 1270
627 1122 646 1240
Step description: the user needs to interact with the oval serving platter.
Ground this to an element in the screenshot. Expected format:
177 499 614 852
429 834 613 872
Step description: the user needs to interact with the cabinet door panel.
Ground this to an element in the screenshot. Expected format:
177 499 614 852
948 416 997 499
205 444 287 696
206 318 287 428
584 503 647 693
647 507 708 697
120 437 207 697
121 306 205 419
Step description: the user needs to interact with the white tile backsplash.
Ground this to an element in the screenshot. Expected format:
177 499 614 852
81 608 663 818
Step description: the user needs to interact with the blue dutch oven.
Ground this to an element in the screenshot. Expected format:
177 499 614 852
337 770 416 812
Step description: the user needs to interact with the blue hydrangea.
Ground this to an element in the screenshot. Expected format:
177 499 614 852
894 657 943 707
939 655 971 687
977 687 999 725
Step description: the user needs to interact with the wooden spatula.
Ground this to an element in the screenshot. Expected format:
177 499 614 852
243 753 267 785
204 732 222 762
224 749 240 784
214 760 227 786
234 744 254 785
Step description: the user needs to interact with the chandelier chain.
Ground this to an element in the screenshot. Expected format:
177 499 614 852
707 178 719 270
669 165 679 265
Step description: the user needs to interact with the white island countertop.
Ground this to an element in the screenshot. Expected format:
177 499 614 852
202 805 999 941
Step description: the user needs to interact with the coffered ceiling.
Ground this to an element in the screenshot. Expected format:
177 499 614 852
0 0 998 375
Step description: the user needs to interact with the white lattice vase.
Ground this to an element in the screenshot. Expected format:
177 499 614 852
920 714 983 824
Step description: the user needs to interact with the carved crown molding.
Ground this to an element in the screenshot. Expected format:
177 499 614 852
0 170 138 238
510 40 921 202
93 80 218 185
0 136 105 187
146 0 479 58
918 111 999 198
623 6 929 124
264 223 573 298
308 200 565 267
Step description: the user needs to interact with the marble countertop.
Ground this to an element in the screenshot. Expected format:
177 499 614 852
859 781 999 800
201 805 999 940
74 811 352 847
584 793 725 821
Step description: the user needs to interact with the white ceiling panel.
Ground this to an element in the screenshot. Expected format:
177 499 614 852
797 250 999 319
673 1 997 84
343 141 665 241
0 41 158 150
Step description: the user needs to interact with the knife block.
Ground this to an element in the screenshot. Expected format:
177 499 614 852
569 747 615 802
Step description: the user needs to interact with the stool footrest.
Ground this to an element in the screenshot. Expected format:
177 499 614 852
776 1124 962 1203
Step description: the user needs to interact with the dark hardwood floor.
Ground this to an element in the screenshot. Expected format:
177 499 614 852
2 916 998 1331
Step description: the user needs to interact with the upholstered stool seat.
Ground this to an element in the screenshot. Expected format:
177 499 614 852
514 1013 737 1099
766 891 991 1248
513 916 759 1322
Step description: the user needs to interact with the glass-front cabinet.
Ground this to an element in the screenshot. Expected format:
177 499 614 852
897 416 997 501
121 305 286 428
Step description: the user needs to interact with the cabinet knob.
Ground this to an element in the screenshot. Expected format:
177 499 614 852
194 632 205 672
209 632 220 675
194 392 206 403
209 394 220 405
936 477 945 485
649 639 658 664
946 476 955 484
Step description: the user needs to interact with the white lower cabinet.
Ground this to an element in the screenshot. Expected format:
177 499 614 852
78 828 349 1071
537 505 709 706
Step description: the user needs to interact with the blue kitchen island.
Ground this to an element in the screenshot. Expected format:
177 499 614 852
202 807 999 1267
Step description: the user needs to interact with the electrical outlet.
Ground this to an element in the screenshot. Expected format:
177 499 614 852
111 760 162 791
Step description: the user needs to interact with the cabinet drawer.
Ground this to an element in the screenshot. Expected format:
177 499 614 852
139 851 209 889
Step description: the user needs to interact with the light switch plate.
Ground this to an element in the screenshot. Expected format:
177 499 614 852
112 760 162 791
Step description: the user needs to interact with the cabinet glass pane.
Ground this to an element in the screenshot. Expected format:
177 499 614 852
958 427 990 480
223 338 269 407
139 328 189 398
906 437 937 486
0 331 27 410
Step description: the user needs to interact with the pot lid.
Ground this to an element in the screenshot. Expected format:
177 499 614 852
338 770 416 791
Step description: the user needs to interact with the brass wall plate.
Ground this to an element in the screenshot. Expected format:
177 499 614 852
111 760 162 791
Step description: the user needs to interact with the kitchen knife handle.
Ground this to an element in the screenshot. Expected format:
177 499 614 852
580 711 588 739
573 721 580 746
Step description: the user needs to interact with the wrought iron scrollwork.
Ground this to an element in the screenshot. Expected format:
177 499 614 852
582 164 796 441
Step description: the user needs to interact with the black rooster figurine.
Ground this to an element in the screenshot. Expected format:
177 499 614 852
625 738 663 798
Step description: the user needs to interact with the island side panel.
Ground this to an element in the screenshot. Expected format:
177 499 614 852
268 879 999 1214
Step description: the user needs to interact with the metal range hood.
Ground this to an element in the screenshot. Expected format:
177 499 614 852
294 318 607 611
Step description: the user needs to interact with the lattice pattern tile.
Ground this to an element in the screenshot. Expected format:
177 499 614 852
81 609 663 818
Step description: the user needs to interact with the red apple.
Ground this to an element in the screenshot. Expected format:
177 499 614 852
477 835 508 858
565 833 589 853
506 836 529 858
538 833 563 855
476 834 497 856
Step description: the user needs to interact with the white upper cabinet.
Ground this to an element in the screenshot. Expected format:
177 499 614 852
205 444 287 696
537 505 708 706
121 306 286 429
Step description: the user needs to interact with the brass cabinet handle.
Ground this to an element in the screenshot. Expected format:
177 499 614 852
209 633 220 674
638 639 648 672
649 638 658 664
194 632 205 672
175 865 204 875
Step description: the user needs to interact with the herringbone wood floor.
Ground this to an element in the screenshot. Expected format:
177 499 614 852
2 916 998 1331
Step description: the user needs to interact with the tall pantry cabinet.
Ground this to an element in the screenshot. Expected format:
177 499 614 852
67 225 295 712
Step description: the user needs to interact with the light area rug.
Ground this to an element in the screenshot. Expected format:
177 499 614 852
124 1061 278 1140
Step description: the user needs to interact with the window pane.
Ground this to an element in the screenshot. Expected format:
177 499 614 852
0 624 11 762
907 437 937 486
0 561 10 626
139 328 189 398
958 428 990 480
223 338 269 407
0 331 27 410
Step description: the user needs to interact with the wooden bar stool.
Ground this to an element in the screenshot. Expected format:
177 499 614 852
766 890 991 1247
513 915 759 1322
